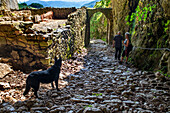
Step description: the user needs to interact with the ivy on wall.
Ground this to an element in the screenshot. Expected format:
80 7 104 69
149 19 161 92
125 2 157 26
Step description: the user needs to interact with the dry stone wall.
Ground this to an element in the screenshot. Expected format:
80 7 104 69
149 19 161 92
0 10 32 22
0 8 86 73
26 7 77 19
0 22 71 73
67 7 87 50
0 21 49 73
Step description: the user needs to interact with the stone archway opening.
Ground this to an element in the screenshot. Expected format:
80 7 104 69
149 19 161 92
90 11 108 43
85 8 113 47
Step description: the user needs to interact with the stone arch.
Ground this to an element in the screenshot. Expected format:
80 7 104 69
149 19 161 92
85 8 113 46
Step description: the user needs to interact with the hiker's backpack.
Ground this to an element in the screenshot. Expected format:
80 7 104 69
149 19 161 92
127 39 133 51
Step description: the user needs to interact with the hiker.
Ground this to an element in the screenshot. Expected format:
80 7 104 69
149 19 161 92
113 31 123 61
120 32 131 64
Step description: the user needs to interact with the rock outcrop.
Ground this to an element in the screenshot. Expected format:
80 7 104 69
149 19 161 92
131 0 170 74
0 0 19 10
112 0 139 34
112 0 170 74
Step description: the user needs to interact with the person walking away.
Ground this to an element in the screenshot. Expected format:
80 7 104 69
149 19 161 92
113 31 123 61
120 32 130 64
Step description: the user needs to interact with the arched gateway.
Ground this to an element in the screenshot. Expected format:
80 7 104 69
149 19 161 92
85 8 113 46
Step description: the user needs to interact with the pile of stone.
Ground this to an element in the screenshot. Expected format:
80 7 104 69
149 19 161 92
0 10 32 22
12 10 32 21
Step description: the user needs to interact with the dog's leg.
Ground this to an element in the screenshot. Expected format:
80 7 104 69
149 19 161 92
51 82 54 88
23 82 31 96
32 83 40 98
55 78 60 91
34 88 39 98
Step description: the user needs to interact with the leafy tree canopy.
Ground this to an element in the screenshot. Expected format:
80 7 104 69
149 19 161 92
29 3 44 8
20 3 27 6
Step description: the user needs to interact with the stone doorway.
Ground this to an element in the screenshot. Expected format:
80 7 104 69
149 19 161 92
85 8 113 46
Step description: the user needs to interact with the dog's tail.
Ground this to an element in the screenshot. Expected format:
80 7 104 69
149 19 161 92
23 77 31 96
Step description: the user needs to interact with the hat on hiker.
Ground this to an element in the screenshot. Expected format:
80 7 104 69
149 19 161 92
125 32 130 35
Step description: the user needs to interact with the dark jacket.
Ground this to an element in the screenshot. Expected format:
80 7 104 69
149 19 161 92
114 35 123 48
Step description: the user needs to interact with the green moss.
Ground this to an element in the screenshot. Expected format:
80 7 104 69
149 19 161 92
47 40 53 46
101 38 106 42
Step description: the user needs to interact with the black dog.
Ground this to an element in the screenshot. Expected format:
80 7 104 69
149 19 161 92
23 56 62 97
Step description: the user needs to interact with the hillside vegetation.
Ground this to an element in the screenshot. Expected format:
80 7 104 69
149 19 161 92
18 3 43 9
90 0 111 41
82 0 100 8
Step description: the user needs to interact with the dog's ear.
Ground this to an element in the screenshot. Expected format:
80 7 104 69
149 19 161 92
59 55 62 61
58 55 62 67
54 56 57 61
54 55 62 67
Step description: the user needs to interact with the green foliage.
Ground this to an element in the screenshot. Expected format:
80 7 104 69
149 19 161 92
90 0 111 41
164 20 170 32
11 13 15 16
18 2 43 9
94 0 111 8
101 38 106 42
92 93 102 96
84 105 93 108
29 3 44 8
128 57 132 63
18 3 29 9
18 4 27 9
156 70 170 78
126 3 157 25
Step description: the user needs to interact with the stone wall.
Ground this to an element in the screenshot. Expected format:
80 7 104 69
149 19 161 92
0 0 18 10
0 21 77 73
23 7 77 19
67 7 87 49
0 21 49 73
0 8 86 73
0 10 32 22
